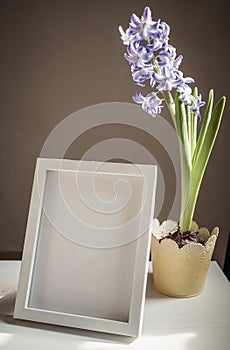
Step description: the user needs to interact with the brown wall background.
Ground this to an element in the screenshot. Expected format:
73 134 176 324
0 0 229 267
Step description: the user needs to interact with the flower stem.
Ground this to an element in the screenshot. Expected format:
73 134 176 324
150 55 177 129
162 91 177 129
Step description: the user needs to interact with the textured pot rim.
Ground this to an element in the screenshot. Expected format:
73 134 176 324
151 219 219 255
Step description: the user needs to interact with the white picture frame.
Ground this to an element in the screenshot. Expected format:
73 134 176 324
14 158 157 337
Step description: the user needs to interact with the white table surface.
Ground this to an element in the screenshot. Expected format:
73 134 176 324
0 260 229 350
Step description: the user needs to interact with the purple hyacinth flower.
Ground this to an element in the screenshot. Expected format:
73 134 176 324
190 94 205 115
158 44 183 70
132 92 164 116
154 20 170 41
153 67 180 91
129 7 156 40
158 45 176 65
132 67 152 87
153 66 194 92
178 84 193 105
118 26 133 45
173 55 183 69
124 42 153 68
147 20 170 51
118 6 205 118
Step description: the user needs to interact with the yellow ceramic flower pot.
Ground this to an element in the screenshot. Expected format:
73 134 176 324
151 222 219 298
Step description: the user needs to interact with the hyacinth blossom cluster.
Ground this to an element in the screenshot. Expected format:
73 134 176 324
119 6 205 117
119 7 226 234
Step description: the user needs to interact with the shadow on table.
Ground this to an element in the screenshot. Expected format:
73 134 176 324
0 291 135 346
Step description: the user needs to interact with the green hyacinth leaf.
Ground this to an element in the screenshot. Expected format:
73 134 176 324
193 95 226 179
192 89 214 166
